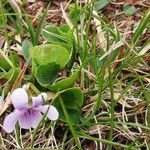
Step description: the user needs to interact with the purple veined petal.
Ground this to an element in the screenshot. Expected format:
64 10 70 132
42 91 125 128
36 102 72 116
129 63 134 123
18 109 42 129
40 93 47 101
38 105 59 121
3 110 21 133
11 88 28 109
32 93 47 107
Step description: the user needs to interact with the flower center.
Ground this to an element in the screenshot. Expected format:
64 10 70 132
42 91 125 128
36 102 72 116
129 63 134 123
24 108 35 116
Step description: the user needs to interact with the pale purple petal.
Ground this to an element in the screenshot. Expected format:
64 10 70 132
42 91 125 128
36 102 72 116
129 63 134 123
11 88 28 109
22 84 29 90
18 109 42 129
3 110 21 133
32 93 47 107
38 105 59 121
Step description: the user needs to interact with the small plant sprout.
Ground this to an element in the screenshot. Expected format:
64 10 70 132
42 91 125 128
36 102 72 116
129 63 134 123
3 88 59 133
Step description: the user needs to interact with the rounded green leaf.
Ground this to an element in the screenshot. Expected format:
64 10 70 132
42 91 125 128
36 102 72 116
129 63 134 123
54 88 84 109
53 88 84 124
61 88 84 108
29 44 70 67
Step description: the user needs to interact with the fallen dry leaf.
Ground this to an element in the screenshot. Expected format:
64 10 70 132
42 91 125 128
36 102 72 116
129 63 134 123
0 93 11 116
28 0 35 3
0 36 5 49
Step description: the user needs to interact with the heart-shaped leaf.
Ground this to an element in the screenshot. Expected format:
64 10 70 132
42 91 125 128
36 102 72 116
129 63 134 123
53 87 83 109
35 63 60 86
29 44 70 68
53 87 84 124
61 88 84 108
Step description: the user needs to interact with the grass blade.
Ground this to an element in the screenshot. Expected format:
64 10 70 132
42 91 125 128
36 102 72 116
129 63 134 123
34 3 50 45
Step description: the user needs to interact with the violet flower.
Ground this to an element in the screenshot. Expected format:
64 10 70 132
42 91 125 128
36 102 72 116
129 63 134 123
3 88 59 133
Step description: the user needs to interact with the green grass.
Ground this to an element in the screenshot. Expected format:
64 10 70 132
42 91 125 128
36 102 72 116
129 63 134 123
0 0 150 149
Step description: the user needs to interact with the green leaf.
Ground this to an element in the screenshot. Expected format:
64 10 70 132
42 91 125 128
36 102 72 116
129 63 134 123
59 87 84 108
107 27 121 63
43 25 63 43
0 15 6 28
132 9 150 45
35 63 60 86
59 24 73 40
42 24 73 50
94 0 110 11
22 39 33 60
25 16 35 45
34 3 50 45
62 88 84 107
53 88 84 124
53 99 82 124
68 4 81 24
123 4 137 15
0 50 14 71
42 24 73 51
64 109 82 124
9 53 19 67
145 90 150 129
51 69 80 91
0 68 20 84
0 7 7 28
29 44 70 68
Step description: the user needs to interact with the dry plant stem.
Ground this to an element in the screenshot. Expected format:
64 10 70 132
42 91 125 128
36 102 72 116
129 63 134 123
12 62 28 91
